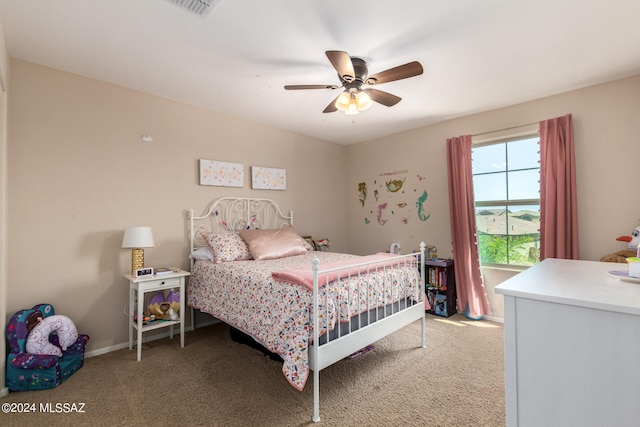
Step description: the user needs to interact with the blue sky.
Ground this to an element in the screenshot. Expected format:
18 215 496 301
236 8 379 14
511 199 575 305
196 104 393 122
473 137 540 201
472 137 540 211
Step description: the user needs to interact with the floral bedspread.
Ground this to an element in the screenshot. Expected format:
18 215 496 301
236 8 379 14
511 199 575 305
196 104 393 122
187 251 422 391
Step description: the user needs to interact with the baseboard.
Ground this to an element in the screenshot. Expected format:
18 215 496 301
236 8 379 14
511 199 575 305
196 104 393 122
85 318 222 359
0 386 8 397
85 329 186 359
84 341 130 359
483 314 504 324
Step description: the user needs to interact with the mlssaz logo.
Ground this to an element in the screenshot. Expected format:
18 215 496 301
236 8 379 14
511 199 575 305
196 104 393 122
39 402 86 413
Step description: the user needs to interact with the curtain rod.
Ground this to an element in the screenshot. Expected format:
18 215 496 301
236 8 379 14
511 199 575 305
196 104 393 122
472 121 539 138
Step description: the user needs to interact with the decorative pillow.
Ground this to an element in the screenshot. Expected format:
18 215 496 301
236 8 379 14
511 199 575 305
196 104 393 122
26 315 78 357
239 226 308 260
201 230 252 263
189 246 214 262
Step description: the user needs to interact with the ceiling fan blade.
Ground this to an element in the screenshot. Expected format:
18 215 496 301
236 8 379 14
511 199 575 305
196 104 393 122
326 51 356 82
284 84 340 90
322 94 341 113
366 89 402 107
366 61 423 85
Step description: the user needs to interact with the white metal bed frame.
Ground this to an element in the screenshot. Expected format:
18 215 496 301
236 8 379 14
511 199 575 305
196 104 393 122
188 197 426 423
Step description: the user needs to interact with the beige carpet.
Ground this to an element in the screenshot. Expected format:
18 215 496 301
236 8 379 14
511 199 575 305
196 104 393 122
2 314 505 426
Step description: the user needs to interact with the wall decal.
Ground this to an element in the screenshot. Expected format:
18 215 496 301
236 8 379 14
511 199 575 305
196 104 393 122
416 190 431 221
377 203 388 225
385 177 405 192
357 168 430 225
358 182 367 206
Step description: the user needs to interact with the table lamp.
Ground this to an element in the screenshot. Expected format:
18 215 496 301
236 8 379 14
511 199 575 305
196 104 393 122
122 226 155 275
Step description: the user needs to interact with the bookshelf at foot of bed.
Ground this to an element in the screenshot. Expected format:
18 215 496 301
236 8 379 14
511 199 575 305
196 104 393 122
187 197 427 423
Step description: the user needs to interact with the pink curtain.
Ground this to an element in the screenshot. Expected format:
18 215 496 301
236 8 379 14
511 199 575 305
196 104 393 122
446 135 491 319
539 114 579 260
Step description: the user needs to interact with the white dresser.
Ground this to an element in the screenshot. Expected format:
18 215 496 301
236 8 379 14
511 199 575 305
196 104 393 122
495 258 640 427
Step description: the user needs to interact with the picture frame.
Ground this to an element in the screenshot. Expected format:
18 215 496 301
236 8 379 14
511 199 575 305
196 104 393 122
199 159 244 187
251 166 286 190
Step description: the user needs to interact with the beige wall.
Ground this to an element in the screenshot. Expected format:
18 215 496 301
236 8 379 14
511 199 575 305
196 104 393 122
0 6 9 396
347 74 640 320
6 59 347 353
5 55 640 357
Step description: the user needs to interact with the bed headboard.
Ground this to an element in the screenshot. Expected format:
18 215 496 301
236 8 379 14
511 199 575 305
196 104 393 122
188 197 294 254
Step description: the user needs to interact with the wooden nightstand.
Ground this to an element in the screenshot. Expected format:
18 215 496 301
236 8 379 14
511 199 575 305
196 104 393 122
124 269 190 361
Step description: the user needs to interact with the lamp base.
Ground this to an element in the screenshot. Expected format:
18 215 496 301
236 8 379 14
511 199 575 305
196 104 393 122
131 248 145 275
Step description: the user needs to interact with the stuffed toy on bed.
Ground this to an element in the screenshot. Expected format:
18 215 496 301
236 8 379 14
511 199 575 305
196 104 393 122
600 226 640 263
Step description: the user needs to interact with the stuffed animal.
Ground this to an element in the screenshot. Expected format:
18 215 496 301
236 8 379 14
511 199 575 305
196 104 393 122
25 314 79 357
600 226 640 263
148 291 180 320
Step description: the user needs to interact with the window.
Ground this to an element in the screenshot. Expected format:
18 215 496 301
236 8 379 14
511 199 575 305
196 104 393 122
472 135 540 267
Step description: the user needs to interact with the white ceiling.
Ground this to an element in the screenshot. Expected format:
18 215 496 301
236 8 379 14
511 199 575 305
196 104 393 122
1 0 639 145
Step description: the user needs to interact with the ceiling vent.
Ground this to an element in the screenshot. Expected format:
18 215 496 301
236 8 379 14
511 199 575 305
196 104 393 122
165 0 220 18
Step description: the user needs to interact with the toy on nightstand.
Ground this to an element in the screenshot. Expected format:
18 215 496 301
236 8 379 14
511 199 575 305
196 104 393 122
148 291 180 320
600 226 640 263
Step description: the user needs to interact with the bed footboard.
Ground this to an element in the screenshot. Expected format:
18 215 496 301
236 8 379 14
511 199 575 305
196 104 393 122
309 242 426 422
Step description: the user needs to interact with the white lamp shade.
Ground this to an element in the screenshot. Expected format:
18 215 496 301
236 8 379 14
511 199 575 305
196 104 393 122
122 227 155 249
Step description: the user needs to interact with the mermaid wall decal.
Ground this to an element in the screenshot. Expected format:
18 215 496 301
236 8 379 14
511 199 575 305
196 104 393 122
416 190 430 221
358 170 430 225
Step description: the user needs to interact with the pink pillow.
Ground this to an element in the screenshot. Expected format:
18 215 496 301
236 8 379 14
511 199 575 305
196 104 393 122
201 230 252 263
239 226 308 260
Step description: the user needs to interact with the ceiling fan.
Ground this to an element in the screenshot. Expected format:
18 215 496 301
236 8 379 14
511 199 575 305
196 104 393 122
284 50 423 114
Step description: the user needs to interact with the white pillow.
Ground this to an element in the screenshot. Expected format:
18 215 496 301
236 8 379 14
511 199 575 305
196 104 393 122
26 315 78 357
190 246 214 261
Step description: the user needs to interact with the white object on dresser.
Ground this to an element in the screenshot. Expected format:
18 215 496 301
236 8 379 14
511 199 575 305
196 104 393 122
495 258 640 427
124 269 190 361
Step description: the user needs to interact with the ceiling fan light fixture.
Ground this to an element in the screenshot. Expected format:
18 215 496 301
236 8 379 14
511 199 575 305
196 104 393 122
335 90 371 115
356 91 372 112
335 91 353 113
346 97 359 115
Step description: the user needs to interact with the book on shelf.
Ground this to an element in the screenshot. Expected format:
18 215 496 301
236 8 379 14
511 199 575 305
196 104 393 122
154 267 178 275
